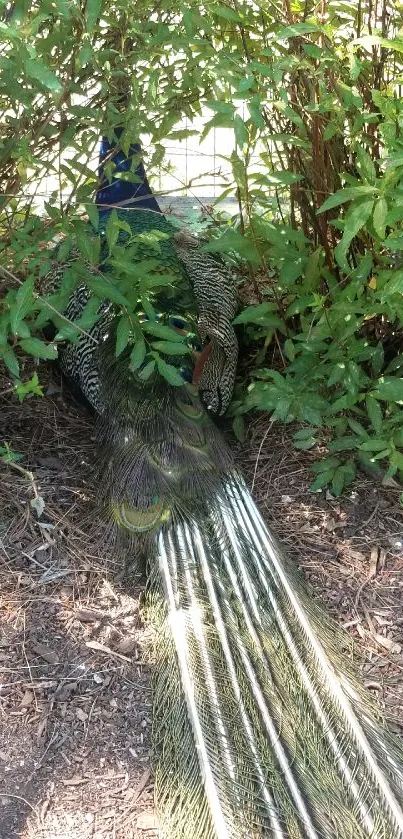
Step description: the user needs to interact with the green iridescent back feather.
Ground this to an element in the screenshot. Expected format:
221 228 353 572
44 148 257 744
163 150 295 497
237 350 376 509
99 207 196 313
96 324 236 567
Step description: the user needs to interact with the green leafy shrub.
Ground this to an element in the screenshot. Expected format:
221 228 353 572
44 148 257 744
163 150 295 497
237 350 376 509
2 0 403 493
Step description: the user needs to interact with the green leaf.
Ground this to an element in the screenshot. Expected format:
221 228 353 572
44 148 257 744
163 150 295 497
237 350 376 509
391 450 403 471
85 276 128 307
142 298 156 322
14 320 30 338
138 360 156 380
115 315 131 357
372 342 384 377
372 197 388 239
324 123 339 142
54 320 84 342
355 147 376 184
328 362 346 387
277 22 322 38
151 341 190 356
294 435 317 450
234 115 248 149
142 322 185 342
1 346 19 377
338 82 362 110
359 437 391 452
299 404 323 425
15 372 43 402
310 469 335 491
0 443 23 463
385 354 403 374
73 297 101 332
156 357 184 386
317 186 377 214
10 276 34 335
86 0 102 30
248 95 264 129
332 467 346 496
311 456 340 473
265 171 303 186
130 339 146 370
87 204 99 231
202 231 259 264
272 396 292 422
382 236 403 252
211 5 242 21
205 100 236 115
19 337 57 360
372 376 403 403
372 448 391 461
335 200 374 270
233 415 245 442
233 303 278 325
231 151 246 188
394 428 403 447
347 418 368 438
342 461 357 485
294 427 318 440
356 34 403 55
105 209 121 253
24 58 62 92
329 436 358 452
285 295 314 317
77 230 101 265
284 339 295 361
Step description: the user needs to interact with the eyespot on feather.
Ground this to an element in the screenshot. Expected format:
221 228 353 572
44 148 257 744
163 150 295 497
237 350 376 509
112 498 168 532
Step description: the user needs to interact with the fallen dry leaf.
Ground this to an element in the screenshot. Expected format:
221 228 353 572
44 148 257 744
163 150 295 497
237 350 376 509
368 546 379 579
86 639 131 662
136 811 159 831
375 634 402 654
75 607 106 623
63 775 90 787
30 641 59 665
115 636 137 655
20 690 34 708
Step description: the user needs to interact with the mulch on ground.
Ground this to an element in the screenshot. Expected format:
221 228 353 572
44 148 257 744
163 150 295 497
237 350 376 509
1 367 403 838
0 369 157 839
239 417 403 729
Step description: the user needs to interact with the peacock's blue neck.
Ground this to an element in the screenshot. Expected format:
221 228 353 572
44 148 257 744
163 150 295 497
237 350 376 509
96 127 161 216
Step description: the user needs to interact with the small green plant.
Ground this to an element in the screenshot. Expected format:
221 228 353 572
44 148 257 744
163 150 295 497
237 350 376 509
15 372 44 401
0 442 23 464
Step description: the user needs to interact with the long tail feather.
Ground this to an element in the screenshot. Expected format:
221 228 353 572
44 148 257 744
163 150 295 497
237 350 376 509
149 477 403 839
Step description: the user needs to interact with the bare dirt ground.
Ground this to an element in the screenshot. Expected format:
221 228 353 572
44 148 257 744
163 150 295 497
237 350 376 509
1 367 403 839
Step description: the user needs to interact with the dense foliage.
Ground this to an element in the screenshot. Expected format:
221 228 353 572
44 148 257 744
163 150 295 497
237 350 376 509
2 0 403 492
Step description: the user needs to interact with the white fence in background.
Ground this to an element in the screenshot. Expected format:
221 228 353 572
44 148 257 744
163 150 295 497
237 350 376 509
32 119 236 216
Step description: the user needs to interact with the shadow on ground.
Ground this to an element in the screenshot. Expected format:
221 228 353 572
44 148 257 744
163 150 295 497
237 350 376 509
0 371 157 839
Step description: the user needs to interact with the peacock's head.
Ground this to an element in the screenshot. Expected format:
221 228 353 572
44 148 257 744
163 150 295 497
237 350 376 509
172 229 200 253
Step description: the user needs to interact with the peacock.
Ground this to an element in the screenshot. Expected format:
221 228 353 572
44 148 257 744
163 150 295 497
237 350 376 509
46 125 403 839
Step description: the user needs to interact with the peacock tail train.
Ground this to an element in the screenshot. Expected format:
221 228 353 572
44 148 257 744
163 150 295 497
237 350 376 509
47 126 403 839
